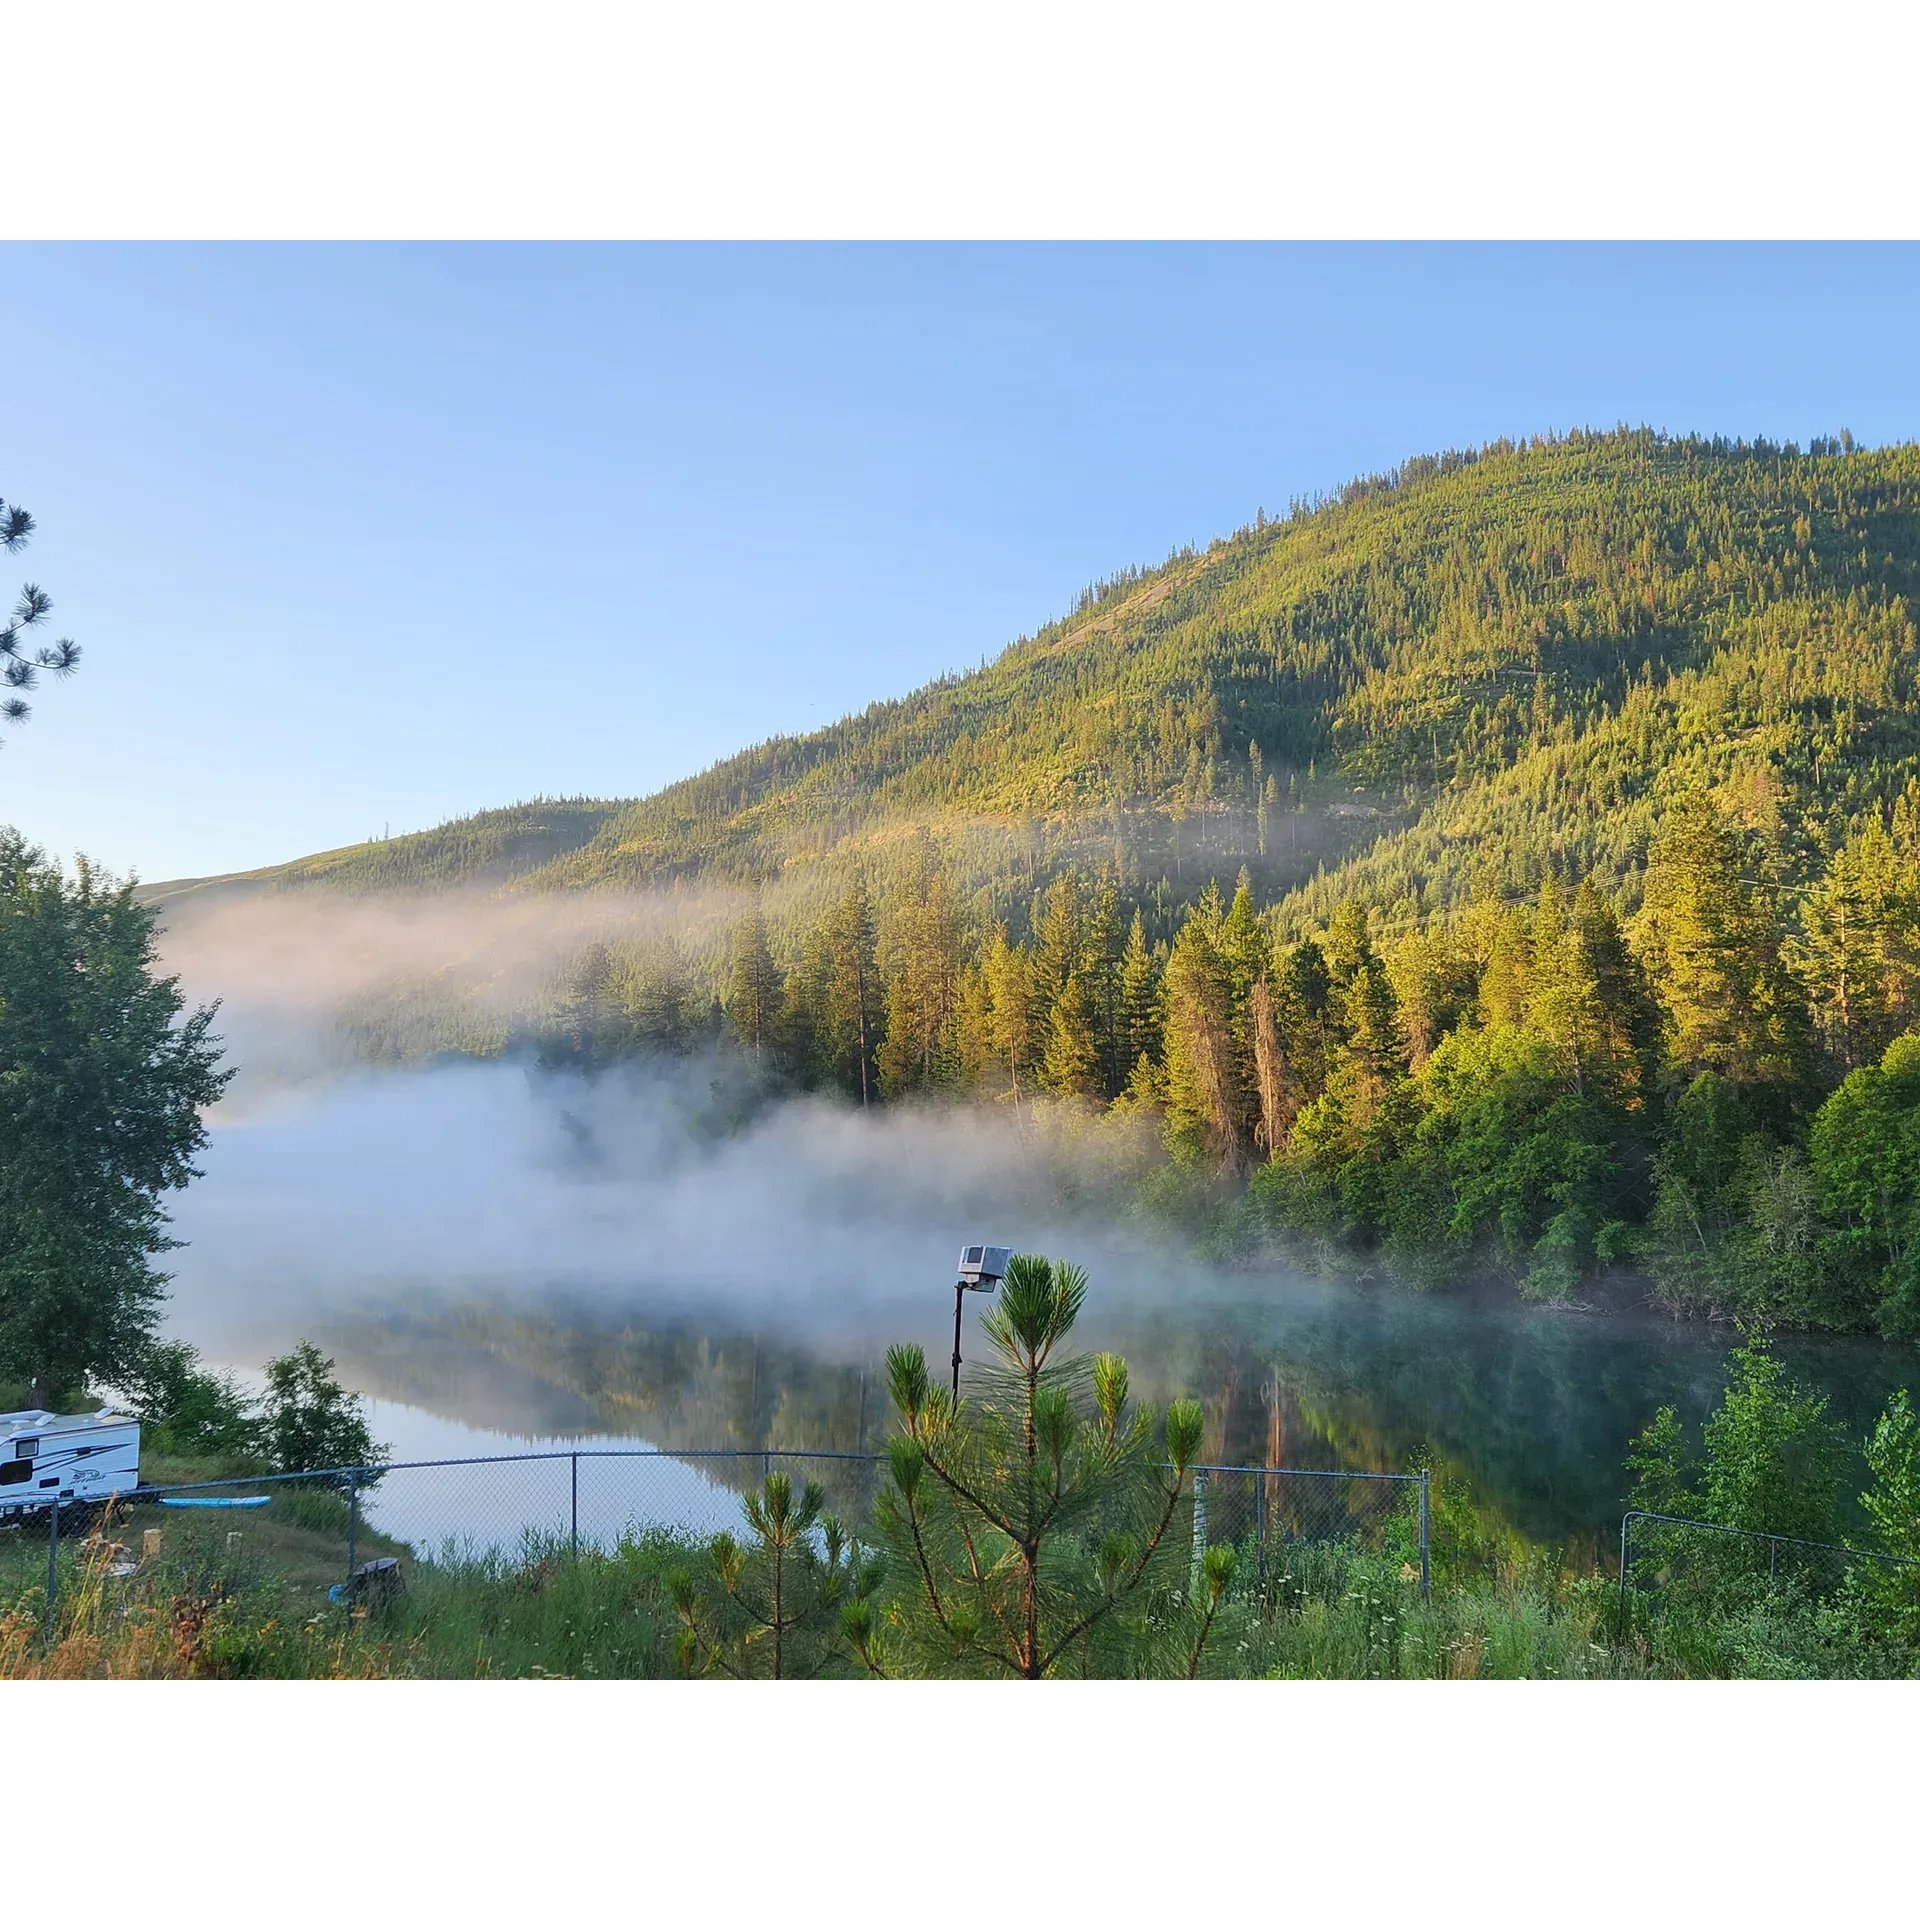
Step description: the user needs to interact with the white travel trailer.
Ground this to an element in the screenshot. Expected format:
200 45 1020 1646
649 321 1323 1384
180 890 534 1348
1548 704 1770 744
0 1410 142 1522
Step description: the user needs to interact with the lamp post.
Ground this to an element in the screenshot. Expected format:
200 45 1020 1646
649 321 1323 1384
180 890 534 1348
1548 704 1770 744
951 1245 1012 1406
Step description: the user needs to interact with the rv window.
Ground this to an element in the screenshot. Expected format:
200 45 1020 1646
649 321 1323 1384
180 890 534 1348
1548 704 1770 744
38 1477 57 1489
0 1459 29 1486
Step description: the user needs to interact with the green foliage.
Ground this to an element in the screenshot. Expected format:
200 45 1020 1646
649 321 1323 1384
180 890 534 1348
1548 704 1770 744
1625 1405 1695 1519
860 1253 1217 1677
124 1341 263 1458
1628 1338 1848 1544
260 1341 389 1481
0 833 230 1405
1635 788 1805 1096
0 494 81 740
670 1472 877 1678
1701 1344 1848 1541
1849 1389 1920 1639
1808 1032 1920 1333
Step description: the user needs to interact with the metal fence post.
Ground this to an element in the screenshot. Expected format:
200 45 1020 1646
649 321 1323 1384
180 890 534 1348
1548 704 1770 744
570 1452 579 1558
1255 1468 1267 1582
1191 1468 1208 1577
43 1497 60 1644
1418 1469 1431 1603
346 1469 360 1614
1617 1511 1635 1638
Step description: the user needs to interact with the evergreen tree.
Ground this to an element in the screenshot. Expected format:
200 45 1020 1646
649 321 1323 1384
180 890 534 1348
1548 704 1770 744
1324 899 1371 995
953 957 998 1092
1477 905 1534 1031
852 1255 1214 1678
1161 900 1247 1168
1030 871 1084 1038
1249 970 1292 1155
1384 923 1478 1070
1117 909 1164 1085
1568 878 1656 1108
1039 970 1101 1100
981 921 1034 1105
877 841 965 1099
1794 819 1920 1073
0 496 82 744
1337 946 1408 1118
620 937 697 1054
1526 878 1600 1093
723 909 783 1055
1273 936 1333 1104
1635 787 1804 1094
549 939 618 1068
671 1471 877 1679
822 874 882 1105
1219 872 1265 1015
1083 876 1125 1096
777 926 831 1087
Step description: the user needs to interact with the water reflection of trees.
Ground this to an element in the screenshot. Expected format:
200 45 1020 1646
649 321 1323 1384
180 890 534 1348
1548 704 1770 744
330 1288 1920 1553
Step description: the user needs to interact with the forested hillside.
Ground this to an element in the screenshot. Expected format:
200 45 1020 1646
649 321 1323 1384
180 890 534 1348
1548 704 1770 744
558 424 1919 918
166 427 1920 922
138 798 624 909
161 429 1920 1339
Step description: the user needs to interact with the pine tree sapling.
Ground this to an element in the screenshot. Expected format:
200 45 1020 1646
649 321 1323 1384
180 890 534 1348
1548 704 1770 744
858 1253 1214 1677
673 1471 877 1678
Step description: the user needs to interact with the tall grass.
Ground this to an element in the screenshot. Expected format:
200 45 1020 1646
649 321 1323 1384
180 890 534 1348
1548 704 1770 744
7 1498 1916 1679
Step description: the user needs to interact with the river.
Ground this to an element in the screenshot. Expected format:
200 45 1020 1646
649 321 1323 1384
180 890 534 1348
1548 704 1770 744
162 1063 1920 1564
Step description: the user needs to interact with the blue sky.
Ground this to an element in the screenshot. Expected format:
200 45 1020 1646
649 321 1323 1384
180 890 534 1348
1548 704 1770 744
7 242 1920 881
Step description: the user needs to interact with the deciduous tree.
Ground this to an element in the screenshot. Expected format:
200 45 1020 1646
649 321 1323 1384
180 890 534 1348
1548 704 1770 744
0 834 229 1405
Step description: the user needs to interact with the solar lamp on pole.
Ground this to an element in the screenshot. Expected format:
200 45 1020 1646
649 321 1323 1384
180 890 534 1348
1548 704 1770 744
952 1244 1012 1407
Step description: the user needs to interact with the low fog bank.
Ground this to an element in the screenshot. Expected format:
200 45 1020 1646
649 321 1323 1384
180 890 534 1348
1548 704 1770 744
149 872 1296 1372
153 884 747 1101
165 1053 1231 1363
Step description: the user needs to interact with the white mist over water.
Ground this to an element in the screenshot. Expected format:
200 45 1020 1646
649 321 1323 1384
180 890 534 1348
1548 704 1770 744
164 1053 1190 1364
153 881 751 1102
146 878 1234 1414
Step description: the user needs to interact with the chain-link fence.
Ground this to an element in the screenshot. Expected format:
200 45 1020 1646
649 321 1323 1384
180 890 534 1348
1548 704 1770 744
1190 1464 1429 1595
11 1449 1424 1640
1616 1508 1920 1633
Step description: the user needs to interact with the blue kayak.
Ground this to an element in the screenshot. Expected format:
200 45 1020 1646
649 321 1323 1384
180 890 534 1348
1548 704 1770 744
158 1495 271 1509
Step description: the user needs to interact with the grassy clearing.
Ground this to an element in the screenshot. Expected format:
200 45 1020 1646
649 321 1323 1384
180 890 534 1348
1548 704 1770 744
8 1495 1916 1678
0 1479 414 1677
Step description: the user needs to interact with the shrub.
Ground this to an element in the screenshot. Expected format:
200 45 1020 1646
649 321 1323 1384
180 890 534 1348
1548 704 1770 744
122 1340 263 1458
260 1341 389 1481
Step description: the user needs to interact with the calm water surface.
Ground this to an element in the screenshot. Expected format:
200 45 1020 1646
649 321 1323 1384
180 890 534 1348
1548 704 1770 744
323 1274 1920 1562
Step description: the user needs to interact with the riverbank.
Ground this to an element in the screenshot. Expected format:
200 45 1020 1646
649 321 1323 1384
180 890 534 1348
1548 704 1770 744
6 1488 1913 1680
